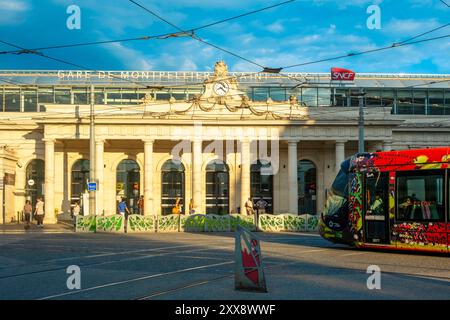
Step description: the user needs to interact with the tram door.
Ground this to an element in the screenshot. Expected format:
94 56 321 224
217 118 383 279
364 171 390 244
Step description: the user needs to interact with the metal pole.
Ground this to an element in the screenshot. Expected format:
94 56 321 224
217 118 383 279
89 85 96 215
358 88 365 153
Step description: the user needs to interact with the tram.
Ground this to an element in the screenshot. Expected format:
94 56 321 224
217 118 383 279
319 147 450 254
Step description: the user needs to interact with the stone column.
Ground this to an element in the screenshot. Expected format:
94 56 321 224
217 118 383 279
95 139 104 215
143 139 154 216
287 140 299 214
44 138 56 223
335 140 346 176
192 139 202 212
383 140 393 151
240 139 251 214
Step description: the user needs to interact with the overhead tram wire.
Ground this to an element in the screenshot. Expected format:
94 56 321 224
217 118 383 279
128 0 266 70
0 39 258 92
0 0 296 55
395 22 450 45
440 0 450 8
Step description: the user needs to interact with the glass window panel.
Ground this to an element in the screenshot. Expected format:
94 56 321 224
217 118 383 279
24 90 38 112
55 89 70 104
269 88 286 101
95 92 104 104
302 88 317 107
333 89 348 107
156 93 171 100
396 171 445 221
412 90 426 115
106 90 122 104
365 89 381 107
444 90 450 115
73 87 88 104
396 90 413 114
0 91 3 112
252 88 268 102
381 89 395 108
317 88 331 107
429 90 445 115
38 88 54 104
4 89 20 112
298 160 317 215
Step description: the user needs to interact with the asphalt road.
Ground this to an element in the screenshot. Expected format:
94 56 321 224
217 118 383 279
0 231 448 300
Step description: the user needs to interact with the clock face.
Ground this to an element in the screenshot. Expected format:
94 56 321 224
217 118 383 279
213 81 230 96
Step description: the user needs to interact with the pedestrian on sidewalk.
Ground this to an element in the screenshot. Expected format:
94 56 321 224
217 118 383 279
118 198 130 217
34 197 45 228
245 197 255 215
72 201 81 227
23 200 32 229
137 195 144 215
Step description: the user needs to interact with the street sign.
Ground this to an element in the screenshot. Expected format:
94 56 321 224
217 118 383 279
87 182 97 191
234 225 267 292
27 179 35 186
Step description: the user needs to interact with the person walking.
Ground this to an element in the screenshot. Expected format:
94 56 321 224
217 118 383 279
118 198 130 217
137 195 144 215
23 200 32 229
256 197 268 215
245 197 255 215
34 197 45 228
72 201 81 227
172 197 181 214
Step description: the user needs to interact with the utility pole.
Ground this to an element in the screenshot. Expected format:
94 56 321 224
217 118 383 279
89 85 96 215
357 88 366 153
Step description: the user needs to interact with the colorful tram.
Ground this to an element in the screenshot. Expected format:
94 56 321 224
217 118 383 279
319 147 450 254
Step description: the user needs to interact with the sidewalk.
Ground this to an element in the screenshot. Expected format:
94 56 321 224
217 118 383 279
0 221 75 234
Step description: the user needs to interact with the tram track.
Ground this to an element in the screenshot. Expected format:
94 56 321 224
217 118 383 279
0 243 233 280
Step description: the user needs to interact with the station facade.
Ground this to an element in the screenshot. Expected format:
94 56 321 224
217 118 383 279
0 61 449 223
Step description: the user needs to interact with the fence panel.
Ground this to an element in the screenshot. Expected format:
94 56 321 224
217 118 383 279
75 215 96 233
96 215 125 233
127 215 156 233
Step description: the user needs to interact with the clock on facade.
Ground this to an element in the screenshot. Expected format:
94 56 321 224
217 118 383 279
213 81 230 96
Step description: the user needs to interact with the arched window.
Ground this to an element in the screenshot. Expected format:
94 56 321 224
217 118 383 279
251 160 273 213
25 159 44 206
71 159 90 209
205 159 229 215
116 159 140 214
298 160 317 214
161 160 185 215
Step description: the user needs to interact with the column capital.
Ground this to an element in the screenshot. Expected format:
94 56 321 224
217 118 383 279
335 140 347 144
42 138 55 143
95 139 105 144
142 138 155 144
287 140 300 146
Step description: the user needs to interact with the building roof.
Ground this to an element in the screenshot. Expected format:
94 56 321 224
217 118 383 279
1 70 449 88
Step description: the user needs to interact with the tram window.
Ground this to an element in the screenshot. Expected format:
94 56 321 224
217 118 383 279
396 171 445 221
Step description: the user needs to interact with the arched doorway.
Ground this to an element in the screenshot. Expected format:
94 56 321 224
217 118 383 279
25 159 44 207
161 159 185 215
251 160 273 213
71 159 90 213
298 160 317 214
205 159 229 215
116 159 140 214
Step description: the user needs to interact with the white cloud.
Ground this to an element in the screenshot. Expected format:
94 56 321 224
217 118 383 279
108 43 153 70
266 22 284 33
0 0 30 25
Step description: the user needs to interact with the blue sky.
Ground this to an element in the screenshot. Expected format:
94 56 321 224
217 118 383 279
0 0 449 73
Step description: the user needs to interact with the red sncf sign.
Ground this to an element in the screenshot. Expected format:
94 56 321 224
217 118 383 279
331 68 355 81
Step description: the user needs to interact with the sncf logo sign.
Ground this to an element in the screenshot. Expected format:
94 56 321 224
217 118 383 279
331 68 356 81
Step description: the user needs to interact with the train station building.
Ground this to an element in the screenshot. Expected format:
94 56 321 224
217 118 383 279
0 61 449 223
